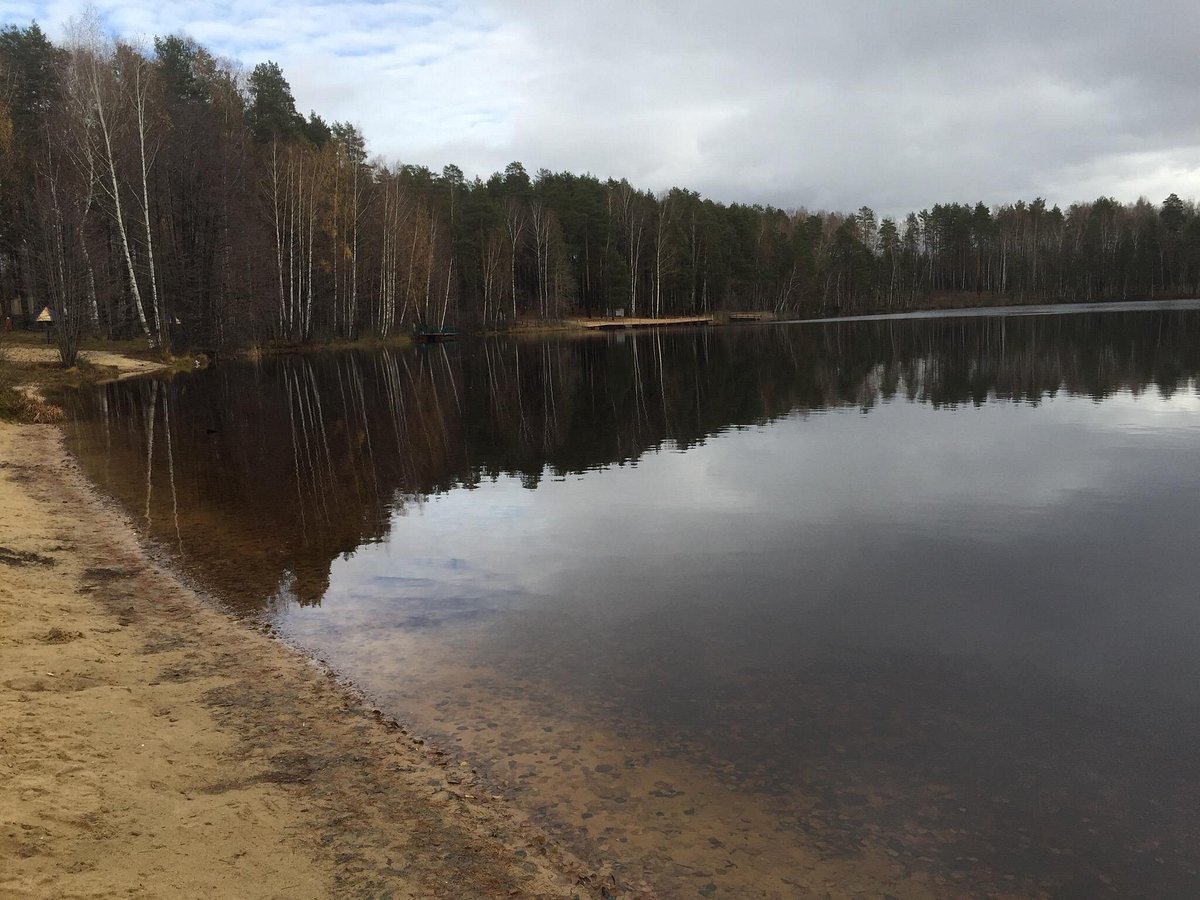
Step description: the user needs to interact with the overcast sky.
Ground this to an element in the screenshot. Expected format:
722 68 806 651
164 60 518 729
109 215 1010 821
6 0 1200 215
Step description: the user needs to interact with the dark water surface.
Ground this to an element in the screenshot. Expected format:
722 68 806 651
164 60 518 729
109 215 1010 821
67 304 1200 898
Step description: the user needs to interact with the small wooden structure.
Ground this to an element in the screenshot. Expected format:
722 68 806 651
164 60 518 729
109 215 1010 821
728 311 776 322
36 306 54 342
412 322 458 343
569 315 714 330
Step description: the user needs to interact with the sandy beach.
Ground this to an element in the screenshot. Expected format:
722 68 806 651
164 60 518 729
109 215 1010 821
1 345 172 380
0 351 597 898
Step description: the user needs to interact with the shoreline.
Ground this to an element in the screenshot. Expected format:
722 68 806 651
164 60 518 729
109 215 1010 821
0 416 599 897
4 291 1186 378
48 340 932 898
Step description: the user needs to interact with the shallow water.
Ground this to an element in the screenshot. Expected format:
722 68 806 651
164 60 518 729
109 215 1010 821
67 303 1200 897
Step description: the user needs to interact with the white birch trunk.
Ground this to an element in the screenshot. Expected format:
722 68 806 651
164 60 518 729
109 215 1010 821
132 58 163 347
88 57 153 346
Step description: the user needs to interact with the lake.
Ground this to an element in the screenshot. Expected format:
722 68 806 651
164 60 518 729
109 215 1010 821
66 301 1200 898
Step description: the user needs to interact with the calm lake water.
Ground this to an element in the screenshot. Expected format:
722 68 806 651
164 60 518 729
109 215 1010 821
67 302 1200 898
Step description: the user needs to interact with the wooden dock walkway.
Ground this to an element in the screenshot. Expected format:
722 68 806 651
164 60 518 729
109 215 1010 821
569 315 715 330
728 311 777 322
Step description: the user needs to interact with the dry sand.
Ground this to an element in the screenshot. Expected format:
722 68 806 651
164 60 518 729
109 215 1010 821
0 415 598 898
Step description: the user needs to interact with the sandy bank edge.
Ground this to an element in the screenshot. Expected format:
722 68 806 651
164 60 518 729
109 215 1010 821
3 345 175 381
0 419 603 899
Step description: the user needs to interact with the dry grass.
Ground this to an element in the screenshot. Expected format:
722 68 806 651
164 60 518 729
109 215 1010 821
0 350 64 423
0 344 27 422
18 389 66 423
0 343 28 424
0 337 116 422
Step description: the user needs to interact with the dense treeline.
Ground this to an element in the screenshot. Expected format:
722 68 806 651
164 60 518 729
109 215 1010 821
5 20 1200 357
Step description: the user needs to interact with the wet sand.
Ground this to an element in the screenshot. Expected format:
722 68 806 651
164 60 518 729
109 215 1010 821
0 418 597 898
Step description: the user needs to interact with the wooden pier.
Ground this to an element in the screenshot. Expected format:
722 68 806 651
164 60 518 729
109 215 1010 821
569 315 715 330
727 311 777 322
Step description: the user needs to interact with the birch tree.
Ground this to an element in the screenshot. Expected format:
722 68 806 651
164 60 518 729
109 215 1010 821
119 43 167 347
615 180 645 316
653 191 676 317
504 196 526 320
64 16 155 346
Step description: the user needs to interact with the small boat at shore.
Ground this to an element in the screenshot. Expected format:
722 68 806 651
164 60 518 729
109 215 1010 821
412 322 458 343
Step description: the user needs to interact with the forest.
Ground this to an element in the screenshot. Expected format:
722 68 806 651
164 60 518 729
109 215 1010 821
5 19 1200 357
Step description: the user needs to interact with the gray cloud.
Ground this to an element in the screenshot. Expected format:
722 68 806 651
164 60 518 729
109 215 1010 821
14 0 1200 213
484 0 1200 212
